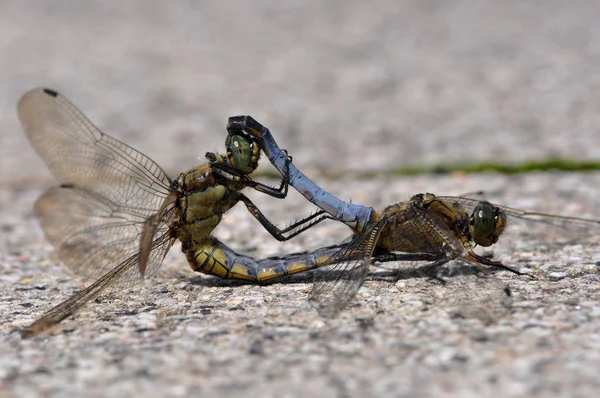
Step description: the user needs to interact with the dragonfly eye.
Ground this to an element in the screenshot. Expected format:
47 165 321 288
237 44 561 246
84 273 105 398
226 133 261 175
469 201 506 246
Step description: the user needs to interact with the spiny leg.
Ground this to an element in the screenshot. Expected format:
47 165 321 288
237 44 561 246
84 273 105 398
227 115 375 231
207 149 331 240
371 252 453 284
238 193 332 241
207 137 292 199
244 148 291 199
372 252 441 263
466 252 531 277
207 154 292 199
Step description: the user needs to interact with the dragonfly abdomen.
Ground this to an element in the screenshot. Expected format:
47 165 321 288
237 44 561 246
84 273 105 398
184 237 339 282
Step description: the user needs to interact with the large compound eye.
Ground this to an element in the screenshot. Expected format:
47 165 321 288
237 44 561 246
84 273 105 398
469 201 506 246
226 133 260 175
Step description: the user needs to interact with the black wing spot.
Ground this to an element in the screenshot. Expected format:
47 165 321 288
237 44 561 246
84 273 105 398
43 88 59 97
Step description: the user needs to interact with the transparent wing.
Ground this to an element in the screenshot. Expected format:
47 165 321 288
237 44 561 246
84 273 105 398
309 205 466 318
19 88 175 285
384 204 464 256
35 186 176 286
21 232 173 338
309 218 388 318
18 88 172 213
437 196 600 244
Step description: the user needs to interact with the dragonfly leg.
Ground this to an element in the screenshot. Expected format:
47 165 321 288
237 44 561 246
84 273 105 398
183 237 340 282
205 152 250 183
375 245 530 278
238 193 333 241
371 252 450 281
245 148 291 199
372 252 441 264
467 252 532 277
371 250 452 282
207 149 292 199
227 115 375 232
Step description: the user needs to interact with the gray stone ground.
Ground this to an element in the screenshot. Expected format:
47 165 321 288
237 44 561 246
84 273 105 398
1 1 600 397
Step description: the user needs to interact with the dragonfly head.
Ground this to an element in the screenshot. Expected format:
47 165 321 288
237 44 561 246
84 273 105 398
469 201 506 246
226 133 261 175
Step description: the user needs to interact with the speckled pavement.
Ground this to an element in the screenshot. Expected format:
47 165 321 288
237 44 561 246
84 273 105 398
2 2 600 397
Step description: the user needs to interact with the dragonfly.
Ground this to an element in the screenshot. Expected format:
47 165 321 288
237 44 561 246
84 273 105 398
225 115 600 317
18 88 337 338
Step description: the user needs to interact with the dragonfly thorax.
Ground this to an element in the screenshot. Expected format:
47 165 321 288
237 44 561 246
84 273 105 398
413 193 467 237
172 162 236 244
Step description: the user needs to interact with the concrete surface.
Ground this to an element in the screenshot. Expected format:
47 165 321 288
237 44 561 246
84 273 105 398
1 1 600 398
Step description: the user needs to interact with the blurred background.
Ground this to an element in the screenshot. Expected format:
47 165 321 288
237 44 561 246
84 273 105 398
1 0 599 186
3 3 600 396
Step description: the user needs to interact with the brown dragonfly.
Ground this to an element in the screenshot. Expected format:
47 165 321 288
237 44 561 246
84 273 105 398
226 115 600 317
18 88 333 337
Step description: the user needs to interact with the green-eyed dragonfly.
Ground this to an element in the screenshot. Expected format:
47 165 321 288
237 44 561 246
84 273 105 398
224 115 600 317
18 88 338 337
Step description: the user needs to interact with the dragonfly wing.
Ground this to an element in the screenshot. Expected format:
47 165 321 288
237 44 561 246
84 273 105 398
309 257 369 318
19 88 176 286
437 196 600 245
35 186 176 288
387 205 464 257
17 88 172 216
21 232 173 338
309 218 388 318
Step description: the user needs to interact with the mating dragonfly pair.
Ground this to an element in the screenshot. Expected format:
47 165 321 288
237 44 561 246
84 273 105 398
19 88 600 337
